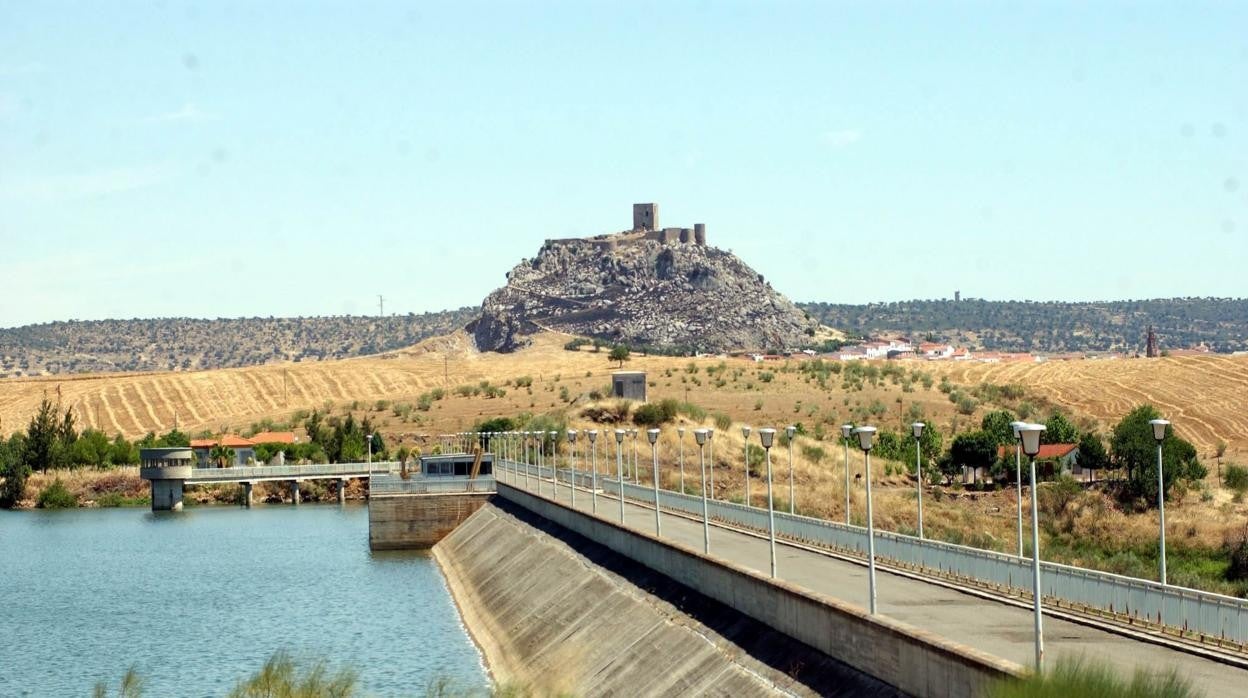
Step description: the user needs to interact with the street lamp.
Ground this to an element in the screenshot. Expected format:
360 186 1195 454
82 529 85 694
588 429 599 514
523 432 532 489
648 428 661 536
614 429 627 524
759 428 778 578
707 427 716 499
854 426 879 614
694 428 711 553
677 427 686 493
549 430 558 495
742 425 753 507
911 422 925 539
366 434 373 464
1151 418 1171 586
841 424 853 525
1011 421 1026 558
631 428 639 483
786 425 796 514
568 429 578 508
1020 422 1047 671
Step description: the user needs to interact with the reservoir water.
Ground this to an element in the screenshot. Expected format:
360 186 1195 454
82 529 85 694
0 504 489 696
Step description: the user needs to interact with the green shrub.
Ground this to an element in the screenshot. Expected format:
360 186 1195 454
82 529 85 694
989 656 1197 698
1225 464 1248 493
37 478 78 509
802 445 826 465
713 412 732 431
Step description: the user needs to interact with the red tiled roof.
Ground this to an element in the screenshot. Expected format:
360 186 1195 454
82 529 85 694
997 443 1078 460
191 435 255 448
250 431 296 444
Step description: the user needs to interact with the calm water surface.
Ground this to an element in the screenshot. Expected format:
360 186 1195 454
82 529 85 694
0 504 488 696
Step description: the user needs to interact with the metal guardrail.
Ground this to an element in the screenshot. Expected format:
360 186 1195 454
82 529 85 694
370 475 496 494
494 458 1248 648
188 462 395 482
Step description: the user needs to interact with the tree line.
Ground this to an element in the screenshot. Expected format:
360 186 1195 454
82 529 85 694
0 398 193 508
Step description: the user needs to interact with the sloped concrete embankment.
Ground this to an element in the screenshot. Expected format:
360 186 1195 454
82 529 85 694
433 499 899 697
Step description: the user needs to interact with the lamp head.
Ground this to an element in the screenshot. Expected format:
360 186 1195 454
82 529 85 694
587 429 598 443
647 428 660 445
567 429 577 443
677 427 685 436
854 425 877 452
706 427 715 439
614 429 625 443
1149 418 1170 443
840 423 853 439
759 428 776 449
786 425 796 439
1010 421 1026 441
694 428 708 446
742 426 752 438
1020 423 1046 457
911 422 925 440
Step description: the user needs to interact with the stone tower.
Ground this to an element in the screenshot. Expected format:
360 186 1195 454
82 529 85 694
1146 325 1159 358
632 203 658 231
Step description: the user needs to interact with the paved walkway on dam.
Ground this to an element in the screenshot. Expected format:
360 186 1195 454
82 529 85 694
502 472 1248 695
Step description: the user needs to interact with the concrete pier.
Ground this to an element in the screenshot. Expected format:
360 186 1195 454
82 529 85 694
337 478 346 504
291 480 300 506
242 481 253 508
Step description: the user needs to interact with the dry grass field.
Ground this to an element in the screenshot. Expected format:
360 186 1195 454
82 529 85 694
930 354 1248 459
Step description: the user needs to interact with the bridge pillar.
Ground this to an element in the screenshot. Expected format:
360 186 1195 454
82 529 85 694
242 481 253 508
337 478 347 505
291 480 301 506
139 447 193 512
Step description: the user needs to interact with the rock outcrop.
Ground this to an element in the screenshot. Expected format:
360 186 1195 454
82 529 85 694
470 236 818 353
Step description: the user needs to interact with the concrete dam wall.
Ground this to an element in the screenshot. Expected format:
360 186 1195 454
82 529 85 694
435 499 898 697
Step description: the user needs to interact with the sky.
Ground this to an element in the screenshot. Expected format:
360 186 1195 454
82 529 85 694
1 1 1245 327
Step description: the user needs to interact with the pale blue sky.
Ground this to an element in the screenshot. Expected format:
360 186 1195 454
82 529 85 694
2 1 1245 327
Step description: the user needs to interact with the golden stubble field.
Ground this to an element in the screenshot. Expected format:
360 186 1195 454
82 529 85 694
3 331 1247 461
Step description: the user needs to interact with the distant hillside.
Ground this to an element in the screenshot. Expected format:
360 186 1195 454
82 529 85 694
0 310 477 376
798 298 1248 354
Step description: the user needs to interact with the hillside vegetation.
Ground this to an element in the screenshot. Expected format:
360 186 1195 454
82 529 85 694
800 297 1248 354
0 309 477 377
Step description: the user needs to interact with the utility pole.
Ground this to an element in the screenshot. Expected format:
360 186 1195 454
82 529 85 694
377 295 385 318
444 356 449 386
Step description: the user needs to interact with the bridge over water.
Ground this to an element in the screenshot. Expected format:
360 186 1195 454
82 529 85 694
138 447 391 510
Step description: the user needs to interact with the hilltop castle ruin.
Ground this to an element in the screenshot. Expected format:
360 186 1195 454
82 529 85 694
546 203 706 251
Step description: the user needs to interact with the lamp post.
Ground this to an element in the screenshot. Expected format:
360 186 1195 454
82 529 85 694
614 429 626 524
759 428 778 578
911 422 925 539
1151 418 1170 586
648 428 661 536
695 428 710 553
549 430 558 495
588 430 599 514
841 424 853 525
366 434 373 464
854 426 879 614
631 428 639 483
1020 422 1047 671
742 425 753 507
523 432 532 489
1011 421 1026 558
568 429 578 508
707 427 716 499
678 427 686 493
786 425 796 514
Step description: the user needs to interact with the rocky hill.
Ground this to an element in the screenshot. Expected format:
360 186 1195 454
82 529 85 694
470 235 820 353
0 310 477 377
